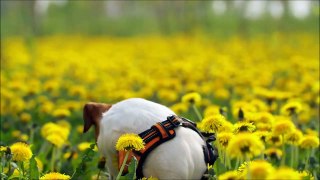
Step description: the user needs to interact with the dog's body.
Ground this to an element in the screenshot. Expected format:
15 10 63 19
85 98 207 179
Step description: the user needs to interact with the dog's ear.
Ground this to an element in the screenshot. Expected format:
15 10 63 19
83 102 111 134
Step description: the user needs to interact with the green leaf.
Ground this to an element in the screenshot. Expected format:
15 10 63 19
8 175 21 180
125 156 137 180
1 173 8 179
29 155 39 180
71 143 96 179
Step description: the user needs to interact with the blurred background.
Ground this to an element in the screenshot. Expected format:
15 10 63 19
1 1 319 178
1 0 319 38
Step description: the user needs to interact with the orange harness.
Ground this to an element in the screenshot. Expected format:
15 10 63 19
118 115 218 179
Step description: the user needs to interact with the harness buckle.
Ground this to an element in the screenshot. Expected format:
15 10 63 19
167 115 181 128
181 117 197 127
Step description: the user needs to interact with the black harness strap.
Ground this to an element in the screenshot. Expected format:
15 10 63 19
133 115 218 179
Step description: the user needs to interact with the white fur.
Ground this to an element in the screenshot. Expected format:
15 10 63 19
97 98 206 179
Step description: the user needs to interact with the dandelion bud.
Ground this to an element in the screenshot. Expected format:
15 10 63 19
97 157 106 170
238 108 244 121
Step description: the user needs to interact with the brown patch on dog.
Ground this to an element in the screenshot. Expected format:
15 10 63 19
83 102 111 141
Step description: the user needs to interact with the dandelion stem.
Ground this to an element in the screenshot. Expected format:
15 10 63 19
281 135 286 166
116 151 130 180
305 149 311 171
30 128 34 145
246 156 251 180
132 156 137 180
97 170 101 180
223 151 226 170
227 155 231 170
8 158 12 175
192 104 202 121
290 145 294 168
235 158 240 169
295 146 299 168
51 146 56 171
19 161 25 178
291 113 298 127
56 148 62 171
214 160 219 176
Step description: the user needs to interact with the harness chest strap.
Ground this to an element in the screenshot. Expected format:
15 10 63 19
118 116 180 175
117 115 218 179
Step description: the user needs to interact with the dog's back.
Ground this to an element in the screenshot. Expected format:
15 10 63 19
97 98 207 179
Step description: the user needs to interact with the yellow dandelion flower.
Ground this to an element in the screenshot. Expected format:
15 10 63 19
298 170 314 180
62 101 81 111
78 142 92 151
141 176 159 180
267 167 301 180
220 120 234 132
63 152 78 160
250 99 268 112
76 125 83 134
218 170 240 180
44 80 60 92
41 122 57 138
254 130 270 143
3 167 20 176
78 142 97 151
69 86 87 98
237 161 251 174
266 133 283 147
40 101 54 114
214 88 230 100
200 114 226 133
217 132 234 149
12 130 21 138
254 112 274 131
35 158 43 172
20 112 31 123
24 157 44 172
299 135 319 149
91 174 99 180
40 172 71 180
10 142 33 162
204 105 221 117
0 146 7 152
255 122 273 131
233 122 256 134
52 108 71 118
20 134 29 141
285 129 303 145
181 92 201 104
231 101 256 120
264 148 283 160
116 133 145 151
170 103 188 114
46 134 65 148
41 122 70 141
241 160 275 179
57 120 71 130
255 112 275 123
305 128 318 137
157 89 178 102
272 118 295 136
199 99 214 109
281 101 302 115
226 133 264 159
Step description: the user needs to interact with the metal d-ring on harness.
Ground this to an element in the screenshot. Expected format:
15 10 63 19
118 115 218 180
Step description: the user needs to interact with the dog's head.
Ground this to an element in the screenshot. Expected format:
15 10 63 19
83 102 112 141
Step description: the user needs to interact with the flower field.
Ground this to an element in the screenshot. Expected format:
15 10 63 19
1 33 319 179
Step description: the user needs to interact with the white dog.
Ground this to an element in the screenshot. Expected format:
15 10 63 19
83 98 212 179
